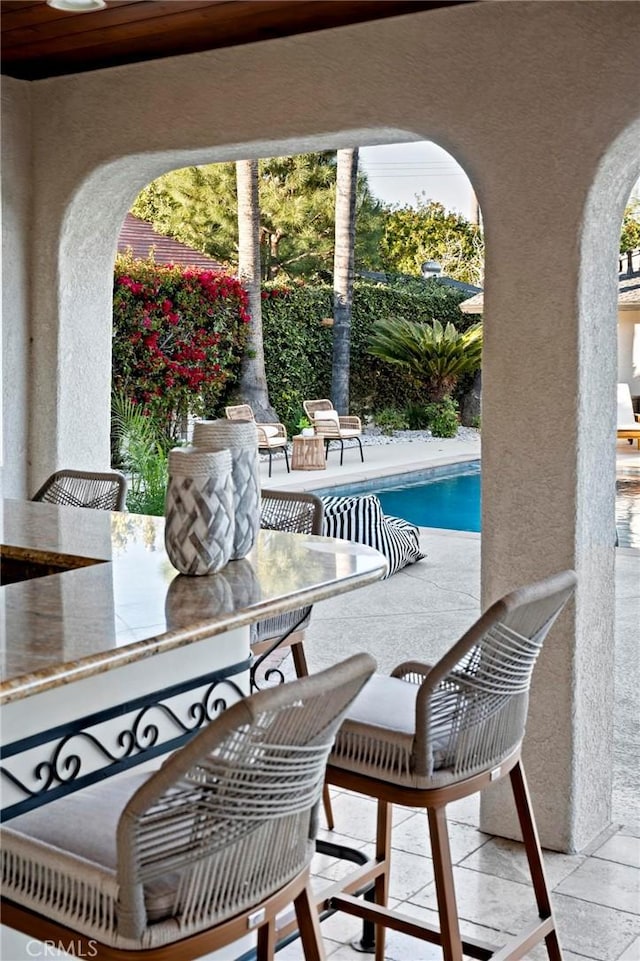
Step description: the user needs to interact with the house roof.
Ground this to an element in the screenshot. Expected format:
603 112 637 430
357 270 481 296
117 214 224 271
459 268 640 314
619 271 640 310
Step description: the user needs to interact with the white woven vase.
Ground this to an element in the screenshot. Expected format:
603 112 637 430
192 419 260 560
164 447 234 575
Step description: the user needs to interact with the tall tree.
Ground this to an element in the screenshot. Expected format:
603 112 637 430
236 159 275 420
132 154 384 281
380 198 484 285
332 148 359 414
620 199 640 273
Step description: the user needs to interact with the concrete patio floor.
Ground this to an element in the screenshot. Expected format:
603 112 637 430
265 435 640 961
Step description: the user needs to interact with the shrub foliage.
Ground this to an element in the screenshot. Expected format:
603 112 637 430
259 279 477 431
112 261 479 443
112 254 250 438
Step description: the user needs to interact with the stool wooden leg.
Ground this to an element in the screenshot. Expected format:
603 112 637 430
291 638 334 830
427 805 463 961
257 919 277 961
292 639 309 678
295 883 327 961
510 761 563 961
374 799 392 961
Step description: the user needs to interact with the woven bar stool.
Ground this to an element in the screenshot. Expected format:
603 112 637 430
252 489 338 829
324 570 577 961
32 469 127 511
1 654 375 961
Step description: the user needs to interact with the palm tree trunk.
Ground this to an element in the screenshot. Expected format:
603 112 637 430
236 159 276 421
331 147 358 414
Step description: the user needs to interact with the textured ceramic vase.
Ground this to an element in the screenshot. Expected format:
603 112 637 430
192 419 260 560
164 447 234 575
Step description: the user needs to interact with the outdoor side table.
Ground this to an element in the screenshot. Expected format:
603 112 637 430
291 434 326 470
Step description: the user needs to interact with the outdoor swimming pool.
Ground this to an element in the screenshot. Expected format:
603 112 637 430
314 460 640 549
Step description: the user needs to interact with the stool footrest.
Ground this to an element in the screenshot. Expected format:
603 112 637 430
489 914 556 961
329 893 557 961
330 893 495 960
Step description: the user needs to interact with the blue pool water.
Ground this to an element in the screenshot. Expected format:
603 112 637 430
315 461 640 549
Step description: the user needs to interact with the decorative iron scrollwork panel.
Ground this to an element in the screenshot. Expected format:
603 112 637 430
1 661 249 819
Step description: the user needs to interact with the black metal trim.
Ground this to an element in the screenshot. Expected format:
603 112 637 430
250 609 310 691
1 658 250 820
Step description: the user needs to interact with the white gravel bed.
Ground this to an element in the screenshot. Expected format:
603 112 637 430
359 426 480 446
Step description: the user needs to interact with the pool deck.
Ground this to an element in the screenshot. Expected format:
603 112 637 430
259 432 483 492
262 435 640 961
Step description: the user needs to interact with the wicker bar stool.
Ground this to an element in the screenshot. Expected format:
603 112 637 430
252 489 337 829
323 570 577 961
32 469 127 511
1 654 375 961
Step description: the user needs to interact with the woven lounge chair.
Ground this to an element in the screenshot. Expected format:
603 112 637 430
303 399 363 466
324 570 577 961
225 404 290 477
32 469 127 511
1 653 376 961
617 382 640 448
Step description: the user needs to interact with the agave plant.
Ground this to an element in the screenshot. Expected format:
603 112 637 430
368 318 482 401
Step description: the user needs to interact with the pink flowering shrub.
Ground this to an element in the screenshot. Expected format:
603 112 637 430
112 254 250 438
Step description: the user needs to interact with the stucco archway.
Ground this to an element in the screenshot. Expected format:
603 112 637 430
35 128 482 494
4 1 640 852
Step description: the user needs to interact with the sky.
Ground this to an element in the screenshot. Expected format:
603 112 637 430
359 141 640 221
359 141 475 219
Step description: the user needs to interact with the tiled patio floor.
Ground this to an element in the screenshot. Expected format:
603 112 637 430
268 437 640 961
3 437 637 961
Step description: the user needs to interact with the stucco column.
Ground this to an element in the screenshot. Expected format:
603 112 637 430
478 184 620 852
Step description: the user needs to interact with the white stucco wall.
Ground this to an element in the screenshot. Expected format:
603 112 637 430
2 0 640 852
1 77 32 499
618 309 640 397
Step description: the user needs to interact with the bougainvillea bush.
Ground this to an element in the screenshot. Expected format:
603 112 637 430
112 253 250 440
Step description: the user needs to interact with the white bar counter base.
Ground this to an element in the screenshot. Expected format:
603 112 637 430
0 498 387 820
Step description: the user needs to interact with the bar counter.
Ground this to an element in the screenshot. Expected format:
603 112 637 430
0 498 387 818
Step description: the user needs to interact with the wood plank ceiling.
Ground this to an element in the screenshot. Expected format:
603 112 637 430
1 0 472 81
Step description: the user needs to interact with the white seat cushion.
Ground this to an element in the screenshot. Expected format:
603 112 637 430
259 424 280 438
1 772 178 923
315 409 340 427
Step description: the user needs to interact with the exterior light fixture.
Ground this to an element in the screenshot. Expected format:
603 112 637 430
421 260 442 278
46 0 107 11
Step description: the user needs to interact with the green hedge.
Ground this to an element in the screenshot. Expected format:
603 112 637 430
260 279 475 432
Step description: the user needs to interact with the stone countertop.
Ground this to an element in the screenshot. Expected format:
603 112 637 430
0 499 387 704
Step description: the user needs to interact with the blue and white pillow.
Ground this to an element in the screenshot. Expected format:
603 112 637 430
320 494 425 578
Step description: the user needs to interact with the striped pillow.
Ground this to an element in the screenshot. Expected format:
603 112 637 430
321 494 425 578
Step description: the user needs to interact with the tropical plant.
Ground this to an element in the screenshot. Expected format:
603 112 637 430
405 402 430 430
111 393 169 516
236 159 275 420
367 318 483 401
332 147 359 413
